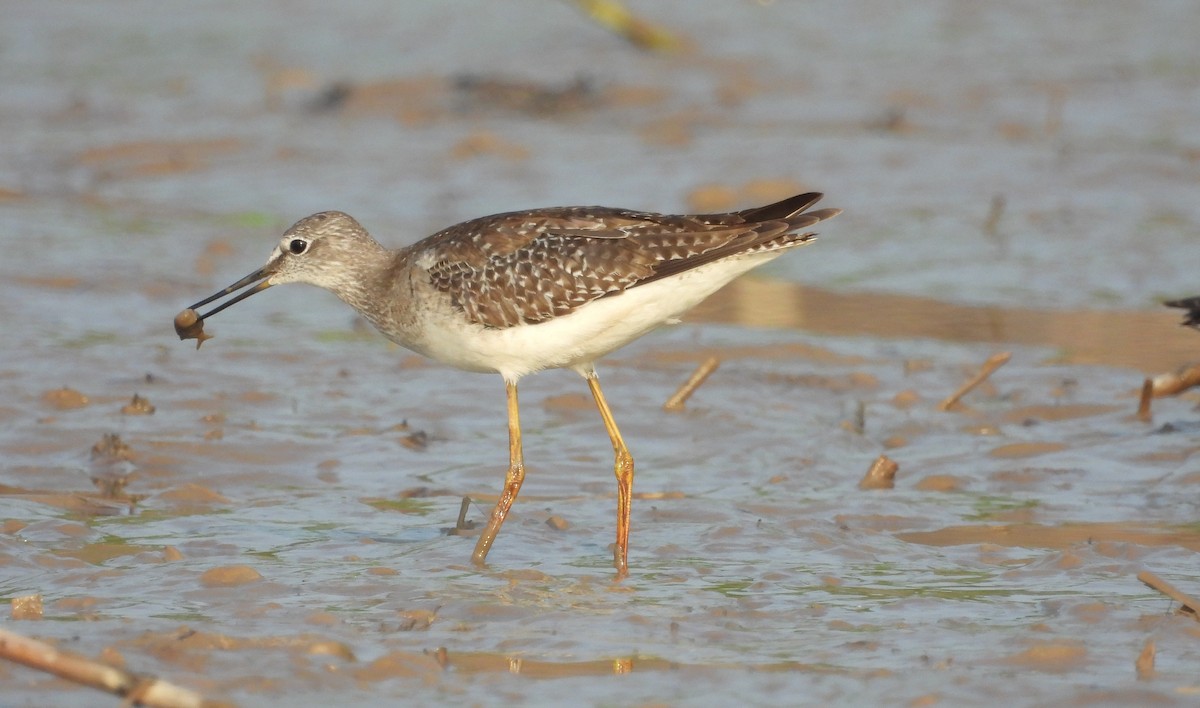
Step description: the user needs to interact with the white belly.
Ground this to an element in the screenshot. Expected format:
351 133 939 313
395 251 786 381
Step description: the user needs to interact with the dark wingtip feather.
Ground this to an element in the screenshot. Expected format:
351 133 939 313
1165 297 1200 309
733 192 824 222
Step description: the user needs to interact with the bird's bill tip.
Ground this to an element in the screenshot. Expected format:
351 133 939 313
186 268 274 321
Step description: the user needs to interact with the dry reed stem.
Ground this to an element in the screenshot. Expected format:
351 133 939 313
663 357 720 411
937 352 1012 411
0 627 233 708
1137 570 1200 620
858 455 899 490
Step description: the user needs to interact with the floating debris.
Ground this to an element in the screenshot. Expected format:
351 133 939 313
10 594 43 621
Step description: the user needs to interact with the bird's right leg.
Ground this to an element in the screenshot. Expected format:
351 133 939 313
472 380 525 566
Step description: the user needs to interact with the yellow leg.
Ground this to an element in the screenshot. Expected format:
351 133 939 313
585 372 633 578
472 380 525 566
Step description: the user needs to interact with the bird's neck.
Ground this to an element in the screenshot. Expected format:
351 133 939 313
324 240 399 320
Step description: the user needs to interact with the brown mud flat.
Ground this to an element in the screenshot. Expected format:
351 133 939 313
695 281 1200 374
8 256 1200 707
898 523 1200 553
6 315 1200 704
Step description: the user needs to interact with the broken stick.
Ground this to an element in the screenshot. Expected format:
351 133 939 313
1138 570 1200 619
664 357 720 412
858 455 899 490
445 496 480 536
0 626 233 708
938 352 1012 411
1149 362 1200 398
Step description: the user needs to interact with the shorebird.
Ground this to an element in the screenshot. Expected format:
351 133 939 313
177 192 840 576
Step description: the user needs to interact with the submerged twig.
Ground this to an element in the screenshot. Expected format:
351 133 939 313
663 357 720 412
858 455 898 490
1138 570 1200 620
938 352 1012 411
1136 378 1154 423
452 496 478 534
0 627 233 708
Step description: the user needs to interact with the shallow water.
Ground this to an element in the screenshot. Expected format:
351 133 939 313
3 2 1200 706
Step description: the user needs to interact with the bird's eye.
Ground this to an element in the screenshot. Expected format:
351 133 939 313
289 239 308 255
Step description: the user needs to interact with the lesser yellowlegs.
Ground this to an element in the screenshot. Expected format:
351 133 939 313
176 192 840 576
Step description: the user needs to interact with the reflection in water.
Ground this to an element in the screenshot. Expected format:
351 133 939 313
695 280 1198 373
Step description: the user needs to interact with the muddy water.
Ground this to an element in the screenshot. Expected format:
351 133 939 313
4 2 1200 706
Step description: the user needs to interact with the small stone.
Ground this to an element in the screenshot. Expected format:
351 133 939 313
91 433 133 461
120 393 155 415
199 565 263 587
43 387 89 410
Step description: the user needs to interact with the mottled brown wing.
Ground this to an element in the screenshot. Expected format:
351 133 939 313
423 194 835 329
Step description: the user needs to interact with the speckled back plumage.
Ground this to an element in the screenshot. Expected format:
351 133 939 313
420 192 840 329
